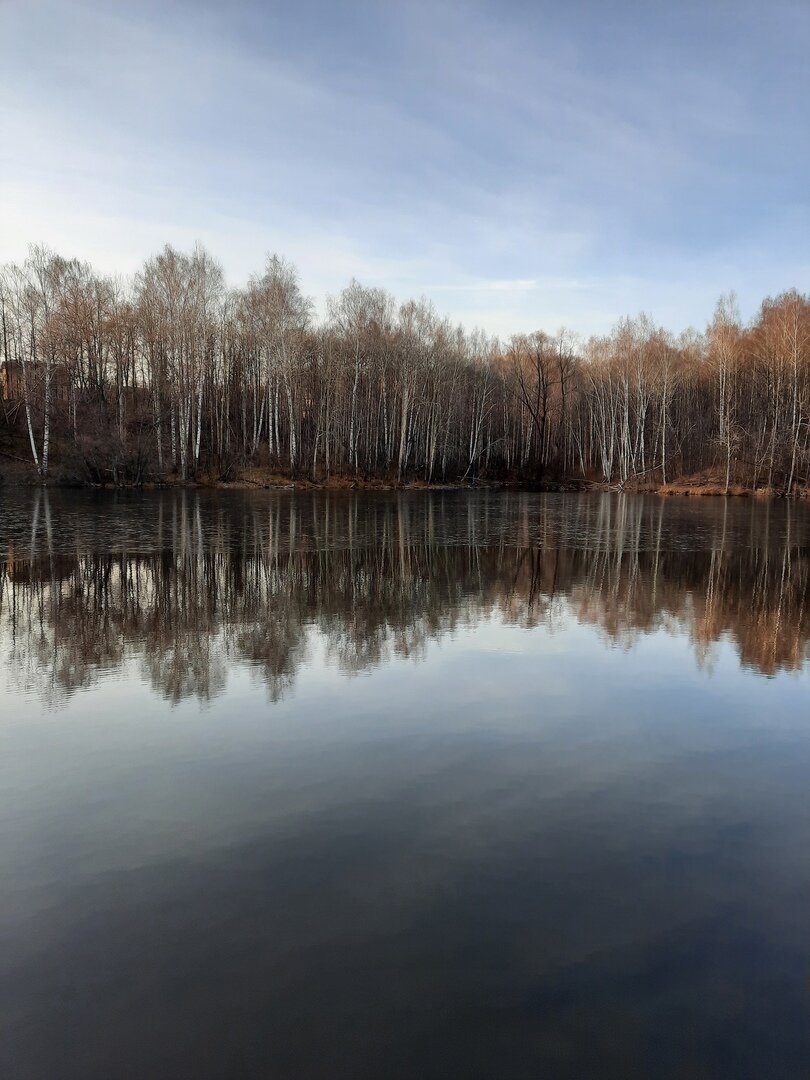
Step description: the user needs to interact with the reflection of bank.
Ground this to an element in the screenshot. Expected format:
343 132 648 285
1 493 809 705
4 487 56 581
5 546 34 584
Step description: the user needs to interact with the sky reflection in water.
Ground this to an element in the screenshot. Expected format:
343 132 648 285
1 491 809 1080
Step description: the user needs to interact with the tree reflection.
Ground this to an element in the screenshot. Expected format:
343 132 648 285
2 492 809 706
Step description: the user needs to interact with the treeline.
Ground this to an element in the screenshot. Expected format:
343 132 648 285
1 243 809 491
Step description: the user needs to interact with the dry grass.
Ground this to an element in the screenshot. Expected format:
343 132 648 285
194 464 493 491
197 466 413 491
655 468 754 497
658 481 751 497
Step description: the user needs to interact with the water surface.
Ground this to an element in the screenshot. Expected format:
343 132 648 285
1 490 809 1079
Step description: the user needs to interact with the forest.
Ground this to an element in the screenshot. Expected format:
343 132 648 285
1 243 809 493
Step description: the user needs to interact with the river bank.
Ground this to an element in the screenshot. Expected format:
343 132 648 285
2 458 808 499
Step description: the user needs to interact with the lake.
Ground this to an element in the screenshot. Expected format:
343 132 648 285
1 489 809 1079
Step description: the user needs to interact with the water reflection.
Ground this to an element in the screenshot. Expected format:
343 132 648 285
4 490 810 1080
2 489 809 706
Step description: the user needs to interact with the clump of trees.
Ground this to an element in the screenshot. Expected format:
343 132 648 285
2 242 809 492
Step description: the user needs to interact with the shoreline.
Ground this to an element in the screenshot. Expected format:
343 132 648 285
1 466 807 499
2 444 806 498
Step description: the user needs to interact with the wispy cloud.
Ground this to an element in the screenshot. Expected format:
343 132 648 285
1 0 808 337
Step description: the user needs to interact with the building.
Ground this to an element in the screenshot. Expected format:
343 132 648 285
0 359 70 403
0 359 23 401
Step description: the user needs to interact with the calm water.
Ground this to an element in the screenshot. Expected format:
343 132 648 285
1 490 809 1079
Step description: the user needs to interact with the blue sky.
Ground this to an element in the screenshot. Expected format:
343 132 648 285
2 0 808 336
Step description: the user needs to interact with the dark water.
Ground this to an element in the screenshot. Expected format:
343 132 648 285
1 489 809 1080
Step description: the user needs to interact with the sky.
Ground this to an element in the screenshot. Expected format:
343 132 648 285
1 0 808 338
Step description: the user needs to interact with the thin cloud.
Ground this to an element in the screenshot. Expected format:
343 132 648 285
1 0 808 338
